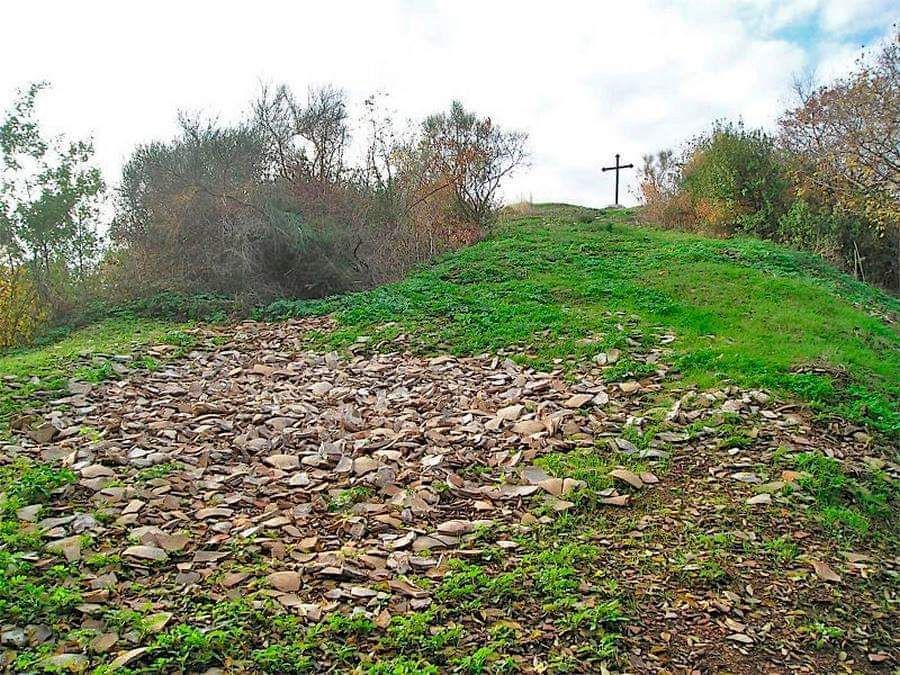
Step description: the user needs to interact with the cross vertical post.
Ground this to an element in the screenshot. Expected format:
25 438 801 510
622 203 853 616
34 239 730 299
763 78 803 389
601 153 634 206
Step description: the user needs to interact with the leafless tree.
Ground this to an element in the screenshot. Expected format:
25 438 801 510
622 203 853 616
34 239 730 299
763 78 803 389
297 85 349 186
252 83 350 188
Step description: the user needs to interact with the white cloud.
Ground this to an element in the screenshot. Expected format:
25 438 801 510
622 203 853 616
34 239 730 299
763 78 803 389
0 0 894 208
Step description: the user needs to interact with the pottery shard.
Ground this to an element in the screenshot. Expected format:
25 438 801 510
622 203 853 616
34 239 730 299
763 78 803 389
537 477 583 497
353 456 381 475
16 504 41 521
496 404 524 421
437 519 474 535
563 394 593 408
196 507 233 519
81 464 115 479
512 419 545 435
155 532 190 551
30 423 57 443
68 380 93 396
89 632 118 653
108 647 148 670
266 454 300 470
47 535 82 562
267 571 302 592
310 381 333 396
123 545 168 561
619 381 640 394
592 391 610 405
39 655 88 670
609 468 644 489
810 559 841 583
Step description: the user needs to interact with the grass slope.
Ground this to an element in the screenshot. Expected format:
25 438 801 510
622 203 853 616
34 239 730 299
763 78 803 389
259 205 899 436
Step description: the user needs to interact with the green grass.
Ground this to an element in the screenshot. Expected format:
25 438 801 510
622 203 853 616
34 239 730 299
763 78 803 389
256 206 899 437
0 459 76 515
0 316 187 434
793 451 896 538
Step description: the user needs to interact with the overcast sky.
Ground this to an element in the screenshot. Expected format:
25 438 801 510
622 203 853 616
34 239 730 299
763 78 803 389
2 0 895 208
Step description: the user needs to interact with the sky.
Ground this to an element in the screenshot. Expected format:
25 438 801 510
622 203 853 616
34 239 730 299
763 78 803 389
1 0 895 208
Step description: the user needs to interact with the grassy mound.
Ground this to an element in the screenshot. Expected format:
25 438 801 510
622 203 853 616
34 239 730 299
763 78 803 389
258 205 899 436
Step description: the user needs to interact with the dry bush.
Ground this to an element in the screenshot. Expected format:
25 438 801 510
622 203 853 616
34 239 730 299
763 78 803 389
637 150 696 230
105 90 527 306
419 101 528 225
503 198 537 217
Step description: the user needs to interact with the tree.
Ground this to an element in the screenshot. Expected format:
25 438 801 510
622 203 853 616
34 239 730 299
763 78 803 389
779 28 899 287
419 101 528 224
252 83 349 188
0 82 104 300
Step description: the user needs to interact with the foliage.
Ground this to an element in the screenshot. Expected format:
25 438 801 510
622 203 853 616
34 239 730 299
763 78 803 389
779 28 899 287
0 459 76 514
0 82 104 312
107 87 527 310
418 100 528 224
640 121 790 238
679 121 790 236
794 451 897 537
640 33 899 289
0 264 46 348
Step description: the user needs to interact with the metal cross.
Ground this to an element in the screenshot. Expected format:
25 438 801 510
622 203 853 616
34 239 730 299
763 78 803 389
601 153 634 206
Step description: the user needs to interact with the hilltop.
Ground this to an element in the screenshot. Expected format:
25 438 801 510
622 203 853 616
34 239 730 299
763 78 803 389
0 206 897 673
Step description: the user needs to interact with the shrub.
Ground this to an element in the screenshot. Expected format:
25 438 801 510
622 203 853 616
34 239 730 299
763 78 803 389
776 199 843 263
641 33 898 290
0 266 47 349
639 122 790 237
679 121 790 236
0 83 104 318
105 90 527 309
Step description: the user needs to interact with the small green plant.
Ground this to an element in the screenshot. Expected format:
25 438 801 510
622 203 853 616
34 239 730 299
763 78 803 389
0 460 76 514
382 611 462 655
365 656 440 675
0 575 82 624
251 644 314 673
136 462 180 481
85 553 121 570
77 361 117 382
763 535 798 562
146 623 242 672
325 612 375 638
560 600 624 633
161 329 197 349
435 560 523 612
131 355 160 370
535 451 613 493
0 519 44 551
799 622 844 650
453 646 498 674
328 486 373 511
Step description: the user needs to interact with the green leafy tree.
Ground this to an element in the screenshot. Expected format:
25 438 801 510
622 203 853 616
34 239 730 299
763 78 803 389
0 82 104 300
